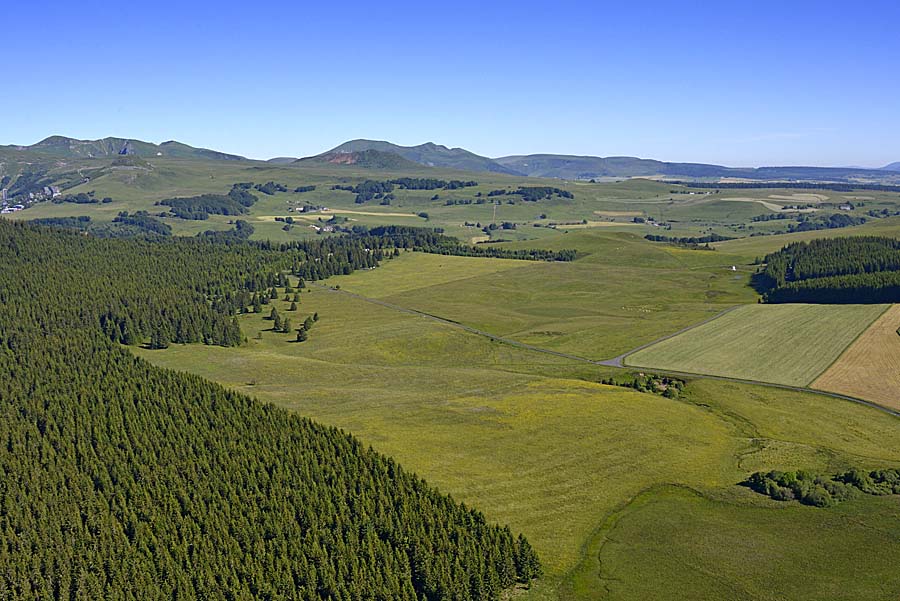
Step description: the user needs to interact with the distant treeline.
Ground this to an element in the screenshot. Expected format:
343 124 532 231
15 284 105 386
487 187 574 202
358 225 578 262
254 181 289 195
759 237 900 303
0 220 539 598
29 211 172 238
53 191 113 205
332 178 478 204
645 233 735 244
788 213 866 232
669 181 900 193
748 468 900 507
159 184 259 219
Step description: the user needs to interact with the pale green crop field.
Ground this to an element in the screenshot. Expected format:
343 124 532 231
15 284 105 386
627 303 889 386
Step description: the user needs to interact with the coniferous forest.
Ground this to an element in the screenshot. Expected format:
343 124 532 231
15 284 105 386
758 237 900 303
0 220 539 599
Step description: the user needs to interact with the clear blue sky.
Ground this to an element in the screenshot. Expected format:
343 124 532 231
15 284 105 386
4 0 899 167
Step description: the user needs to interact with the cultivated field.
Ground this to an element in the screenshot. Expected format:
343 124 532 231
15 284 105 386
814 304 900 410
626 303 888 386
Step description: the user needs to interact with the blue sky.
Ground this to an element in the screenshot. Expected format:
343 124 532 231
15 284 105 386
4 0 899 166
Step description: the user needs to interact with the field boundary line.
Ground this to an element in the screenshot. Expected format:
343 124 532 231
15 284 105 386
314 283 900 419
604 304 743 368
804 303 893 387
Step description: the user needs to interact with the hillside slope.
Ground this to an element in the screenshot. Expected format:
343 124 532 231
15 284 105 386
296 148 424 170
0 221 537 599
6 135 246 160
327 139 523 175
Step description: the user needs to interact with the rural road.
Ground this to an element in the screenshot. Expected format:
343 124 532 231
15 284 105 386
316 284 900 419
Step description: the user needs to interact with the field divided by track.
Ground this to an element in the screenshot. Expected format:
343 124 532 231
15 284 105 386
814 304 900 410
626 303 888 386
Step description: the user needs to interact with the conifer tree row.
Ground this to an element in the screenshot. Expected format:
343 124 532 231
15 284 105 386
758 237 900 303
0 220 540 599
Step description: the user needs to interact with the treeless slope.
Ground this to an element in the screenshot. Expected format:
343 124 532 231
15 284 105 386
813 304 900 410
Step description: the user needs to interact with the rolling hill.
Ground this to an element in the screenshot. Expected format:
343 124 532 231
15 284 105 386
295 148 424 170
324 139 523 175
495 153 900 182
883 162 900 171
5 135 246 161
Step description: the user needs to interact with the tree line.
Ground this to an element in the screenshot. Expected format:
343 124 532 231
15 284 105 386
158 184 259 219
758 237 900 303
0 219 540 599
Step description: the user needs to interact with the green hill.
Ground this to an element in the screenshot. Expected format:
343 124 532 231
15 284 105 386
6 135 246 161
327 139 523 175
494 153 900 182
296 148 424 170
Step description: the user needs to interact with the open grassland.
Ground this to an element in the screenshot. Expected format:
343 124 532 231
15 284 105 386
814 304 900 410
595 487 900 601
136 286 741 581
327 231 757 359
626 303 888 386
138 280 900 600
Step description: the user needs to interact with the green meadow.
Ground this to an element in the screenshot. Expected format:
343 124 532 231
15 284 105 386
138 241 900 600
13 154 900 599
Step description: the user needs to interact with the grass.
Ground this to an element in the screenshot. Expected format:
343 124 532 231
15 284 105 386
814 304 900 410
626 303 888 386
138 278 900 600
135 287 741 578
595 486 900 601
328 231 758 360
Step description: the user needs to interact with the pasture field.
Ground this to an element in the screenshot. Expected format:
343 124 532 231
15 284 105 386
626 303 888 386
138 264 900 600
814 304 900 410
595 487 900 601
327 230 758 360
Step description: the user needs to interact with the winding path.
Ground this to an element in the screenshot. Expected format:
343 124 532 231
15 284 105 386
315 284 900 418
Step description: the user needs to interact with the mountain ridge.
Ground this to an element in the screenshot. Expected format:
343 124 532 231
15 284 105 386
326 139 524 175
8 135 246 161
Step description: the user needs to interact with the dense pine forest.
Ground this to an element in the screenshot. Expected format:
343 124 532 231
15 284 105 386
0 220 539 599
758 237 900 303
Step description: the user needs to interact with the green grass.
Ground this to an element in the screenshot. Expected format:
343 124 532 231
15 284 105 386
138 281 900 600
328 231 758 360
626 303 888 386
135 287 741 578
594 487 900 601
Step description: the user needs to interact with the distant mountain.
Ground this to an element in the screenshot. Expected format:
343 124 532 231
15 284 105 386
883 162 900 171
494 153 900 182
326 140 523 175
9 136 246 161
296 149 423 170
266 157 298 164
